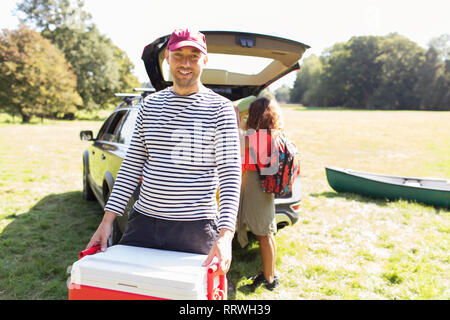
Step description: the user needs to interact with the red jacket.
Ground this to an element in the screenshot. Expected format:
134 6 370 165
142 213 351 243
241 130 300 176
242 130 276 173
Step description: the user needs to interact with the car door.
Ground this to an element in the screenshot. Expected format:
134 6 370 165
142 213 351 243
108 108 138 181
113 108 139 233
91 110 128 191
90 114 115 190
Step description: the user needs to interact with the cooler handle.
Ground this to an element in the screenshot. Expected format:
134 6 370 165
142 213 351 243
78 245 102 259
207 264 227 300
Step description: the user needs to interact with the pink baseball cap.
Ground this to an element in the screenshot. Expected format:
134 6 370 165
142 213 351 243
167 29 207 55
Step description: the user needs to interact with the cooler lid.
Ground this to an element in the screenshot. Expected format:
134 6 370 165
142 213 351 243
71 245 211 299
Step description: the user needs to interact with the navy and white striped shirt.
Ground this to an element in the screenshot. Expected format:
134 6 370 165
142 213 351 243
104 88 241 231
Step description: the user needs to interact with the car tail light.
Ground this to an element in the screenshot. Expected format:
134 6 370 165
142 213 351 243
290 202 301 212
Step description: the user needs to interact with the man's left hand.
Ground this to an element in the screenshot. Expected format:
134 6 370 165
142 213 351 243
202 228 234 274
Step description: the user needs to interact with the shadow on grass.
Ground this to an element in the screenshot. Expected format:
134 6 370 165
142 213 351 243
283 104 431 112
227 233 267 298
0 191 102 300
310 191 446 213
310 190 391 207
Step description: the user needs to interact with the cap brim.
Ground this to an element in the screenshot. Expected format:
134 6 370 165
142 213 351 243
168 40 207 55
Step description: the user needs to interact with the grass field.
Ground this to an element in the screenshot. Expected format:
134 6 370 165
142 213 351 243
0 107 449 300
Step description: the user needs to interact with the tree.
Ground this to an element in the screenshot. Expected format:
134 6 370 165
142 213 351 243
0 25 82 122
314 42 353 107
274 85 291 103
418 34 450 110
292 34 447 110
344 36 384 108
429 60 450 110
113 46 142 97
16 0 141 110
373 33 426 109
318 36 384 108
291 54 323 105
428 34 450 61
16 0 91 32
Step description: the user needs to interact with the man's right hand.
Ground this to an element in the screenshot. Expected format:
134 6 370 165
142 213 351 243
85 210 118 252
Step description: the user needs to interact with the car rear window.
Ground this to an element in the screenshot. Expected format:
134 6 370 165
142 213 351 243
97 111 127 142
161 54 275 85
117 110 138 145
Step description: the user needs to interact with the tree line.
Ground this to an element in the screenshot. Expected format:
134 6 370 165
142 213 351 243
277 33 449 110
2 2 448 123
0 0 142 123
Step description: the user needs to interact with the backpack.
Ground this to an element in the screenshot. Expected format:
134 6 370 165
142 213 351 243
258 133 300 197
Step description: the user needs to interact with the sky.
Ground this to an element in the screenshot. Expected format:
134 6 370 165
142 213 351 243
2 0 449 89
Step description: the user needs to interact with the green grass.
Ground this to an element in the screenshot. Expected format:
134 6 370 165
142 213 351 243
0 119 103 299
0 108 449 300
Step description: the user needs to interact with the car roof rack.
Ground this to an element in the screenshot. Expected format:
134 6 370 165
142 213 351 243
133 88 156 93
134 88 156 98
113 88 156 109
114 93 142 97
113 93 141 109
114 90 152 109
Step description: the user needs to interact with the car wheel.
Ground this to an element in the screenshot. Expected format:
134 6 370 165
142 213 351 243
82 161 95 201
276 222 289 230
275 211 293 231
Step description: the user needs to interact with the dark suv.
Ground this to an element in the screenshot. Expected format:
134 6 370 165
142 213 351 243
80 31 309 245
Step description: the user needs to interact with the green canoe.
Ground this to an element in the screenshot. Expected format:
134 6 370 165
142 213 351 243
325 166 450 208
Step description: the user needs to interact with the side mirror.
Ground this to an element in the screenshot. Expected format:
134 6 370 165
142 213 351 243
80 130 94 141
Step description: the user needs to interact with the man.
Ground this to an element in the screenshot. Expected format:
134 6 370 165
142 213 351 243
85 29 242 274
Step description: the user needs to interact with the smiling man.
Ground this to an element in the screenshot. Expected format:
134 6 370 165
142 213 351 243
86 29 242 275
166 34 207 93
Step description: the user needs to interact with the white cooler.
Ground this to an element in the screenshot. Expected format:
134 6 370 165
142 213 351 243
68 245 226 300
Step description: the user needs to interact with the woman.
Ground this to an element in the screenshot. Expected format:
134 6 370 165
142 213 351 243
237 97 283 291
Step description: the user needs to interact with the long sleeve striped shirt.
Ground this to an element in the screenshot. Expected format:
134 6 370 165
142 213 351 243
104 88 241 231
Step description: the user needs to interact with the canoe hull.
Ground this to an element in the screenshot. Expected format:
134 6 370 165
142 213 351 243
325 167 450 208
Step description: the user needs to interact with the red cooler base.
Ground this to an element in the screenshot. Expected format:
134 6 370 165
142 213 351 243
68 283 166 300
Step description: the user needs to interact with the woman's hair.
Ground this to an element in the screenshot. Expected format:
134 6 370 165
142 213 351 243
245 97 283 133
